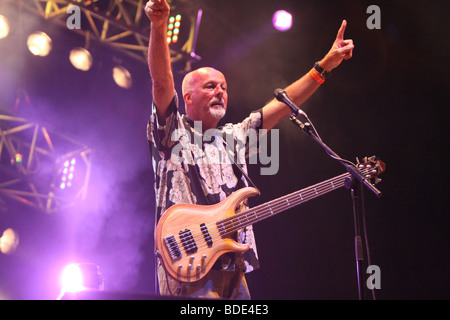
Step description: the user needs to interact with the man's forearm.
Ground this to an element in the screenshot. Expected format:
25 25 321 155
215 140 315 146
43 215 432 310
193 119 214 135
148 17 175 116
262 72 321 131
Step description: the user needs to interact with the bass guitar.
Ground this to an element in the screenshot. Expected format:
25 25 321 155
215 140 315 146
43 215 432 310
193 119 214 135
155 156 385 282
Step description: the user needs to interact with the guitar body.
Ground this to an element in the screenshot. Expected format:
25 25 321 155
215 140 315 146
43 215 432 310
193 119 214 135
155 187 259 282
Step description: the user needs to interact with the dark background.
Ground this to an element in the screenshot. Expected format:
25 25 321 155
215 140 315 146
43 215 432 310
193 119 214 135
0 0 449 300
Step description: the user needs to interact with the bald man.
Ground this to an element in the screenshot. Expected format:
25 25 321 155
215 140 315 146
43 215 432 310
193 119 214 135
145 0 354 299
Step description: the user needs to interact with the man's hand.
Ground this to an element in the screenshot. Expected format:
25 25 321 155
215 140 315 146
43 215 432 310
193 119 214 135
145 0 170 27
320 20 354 72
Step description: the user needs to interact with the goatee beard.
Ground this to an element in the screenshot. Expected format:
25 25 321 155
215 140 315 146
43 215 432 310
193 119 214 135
210 107 225 120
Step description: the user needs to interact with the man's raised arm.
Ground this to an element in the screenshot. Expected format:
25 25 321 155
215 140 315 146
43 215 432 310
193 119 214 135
145 0 175 118
261 20 354 131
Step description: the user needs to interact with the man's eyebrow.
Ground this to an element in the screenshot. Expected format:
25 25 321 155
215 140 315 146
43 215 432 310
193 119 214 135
203 80 226 86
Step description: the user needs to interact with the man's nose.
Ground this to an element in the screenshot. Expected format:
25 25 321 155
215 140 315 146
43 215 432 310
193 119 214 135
214 85 225 97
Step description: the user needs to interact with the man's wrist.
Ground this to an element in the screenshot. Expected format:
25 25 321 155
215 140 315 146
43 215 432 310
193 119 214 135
313 61 330 79
317 59 333 73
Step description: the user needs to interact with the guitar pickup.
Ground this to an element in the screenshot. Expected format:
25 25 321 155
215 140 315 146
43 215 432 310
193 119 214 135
163 235 182 261
179 229 198 254
200 223 213 247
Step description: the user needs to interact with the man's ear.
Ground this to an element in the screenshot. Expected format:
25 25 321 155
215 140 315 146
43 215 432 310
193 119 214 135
183 92 192 105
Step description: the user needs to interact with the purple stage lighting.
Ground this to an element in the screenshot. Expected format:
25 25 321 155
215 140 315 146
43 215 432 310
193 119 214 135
58 263 104 299
60 263 84 293
59 157 77 190
272 10 293 32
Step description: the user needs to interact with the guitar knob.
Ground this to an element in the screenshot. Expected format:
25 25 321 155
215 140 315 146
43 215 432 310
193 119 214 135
188 264 193 269
202 254 207 259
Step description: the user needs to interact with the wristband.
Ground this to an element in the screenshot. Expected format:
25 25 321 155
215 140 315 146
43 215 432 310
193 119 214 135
313 61 330 79
309 68 325 84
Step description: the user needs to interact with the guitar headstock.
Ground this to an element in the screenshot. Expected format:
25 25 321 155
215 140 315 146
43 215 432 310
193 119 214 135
356 156 386 185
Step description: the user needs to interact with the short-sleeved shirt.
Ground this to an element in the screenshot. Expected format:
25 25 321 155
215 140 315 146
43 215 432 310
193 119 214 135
147 93 262 273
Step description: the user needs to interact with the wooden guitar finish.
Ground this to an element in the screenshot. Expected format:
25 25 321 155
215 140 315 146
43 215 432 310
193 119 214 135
155 157 385 282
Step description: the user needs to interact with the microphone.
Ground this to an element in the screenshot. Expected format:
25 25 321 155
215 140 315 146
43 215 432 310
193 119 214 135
274 88 308 117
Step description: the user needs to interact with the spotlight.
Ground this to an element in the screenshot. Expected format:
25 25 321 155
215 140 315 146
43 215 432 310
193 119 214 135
59 263 104 298
167 14 182 44
0 228 19 255
58 157 77 190
69 47 93 71
272 10 293 32
61 263 84 293
27 31 52 56
112 65 132 89
0 15 9 39
10 152 23 166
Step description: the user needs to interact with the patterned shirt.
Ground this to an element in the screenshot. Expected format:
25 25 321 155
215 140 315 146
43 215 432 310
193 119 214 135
147 93 262 273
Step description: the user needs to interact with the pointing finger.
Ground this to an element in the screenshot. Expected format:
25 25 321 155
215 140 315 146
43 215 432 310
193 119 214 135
336 20 347 41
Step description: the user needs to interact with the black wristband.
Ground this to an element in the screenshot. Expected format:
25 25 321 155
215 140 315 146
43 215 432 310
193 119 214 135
313 61 330 79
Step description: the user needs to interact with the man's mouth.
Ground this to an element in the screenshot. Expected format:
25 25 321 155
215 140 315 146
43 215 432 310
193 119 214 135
210 101 224 108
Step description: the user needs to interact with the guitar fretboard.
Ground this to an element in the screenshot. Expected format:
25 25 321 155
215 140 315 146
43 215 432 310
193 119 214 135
216 172 352 236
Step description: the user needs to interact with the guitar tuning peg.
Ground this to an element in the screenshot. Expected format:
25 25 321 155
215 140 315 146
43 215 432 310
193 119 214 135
375 178 382 184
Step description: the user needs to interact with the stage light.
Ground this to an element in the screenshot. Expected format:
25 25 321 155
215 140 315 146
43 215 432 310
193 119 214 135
27 31 52 56
69 47 93 71
1 115 92 213
0 15 9 39
0 228 19 255
59 263 104 298
61 263 83 293
167 14 182 44
272 10 293 32
112 65 132 89
15 153 23 163
59 157 77 190
10 152 23 166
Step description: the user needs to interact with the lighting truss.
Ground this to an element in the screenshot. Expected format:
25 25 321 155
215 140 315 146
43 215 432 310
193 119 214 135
5 0 202 67
0 113 92 214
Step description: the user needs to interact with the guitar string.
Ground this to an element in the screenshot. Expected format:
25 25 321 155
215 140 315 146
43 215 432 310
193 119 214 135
167 167 375 257
168 172 355 255
216 173 351 232
215 166 374 234
212 176 348 238
200 172 351 238
173 177 348 260
173 170 362 254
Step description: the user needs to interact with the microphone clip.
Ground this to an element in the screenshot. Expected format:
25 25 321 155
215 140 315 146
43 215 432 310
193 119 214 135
273 88 308 118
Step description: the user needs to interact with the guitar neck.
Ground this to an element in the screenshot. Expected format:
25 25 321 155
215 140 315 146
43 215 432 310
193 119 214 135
216 172 351 236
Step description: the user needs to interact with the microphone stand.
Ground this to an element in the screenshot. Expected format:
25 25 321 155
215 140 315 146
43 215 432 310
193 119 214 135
287 109 381 300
